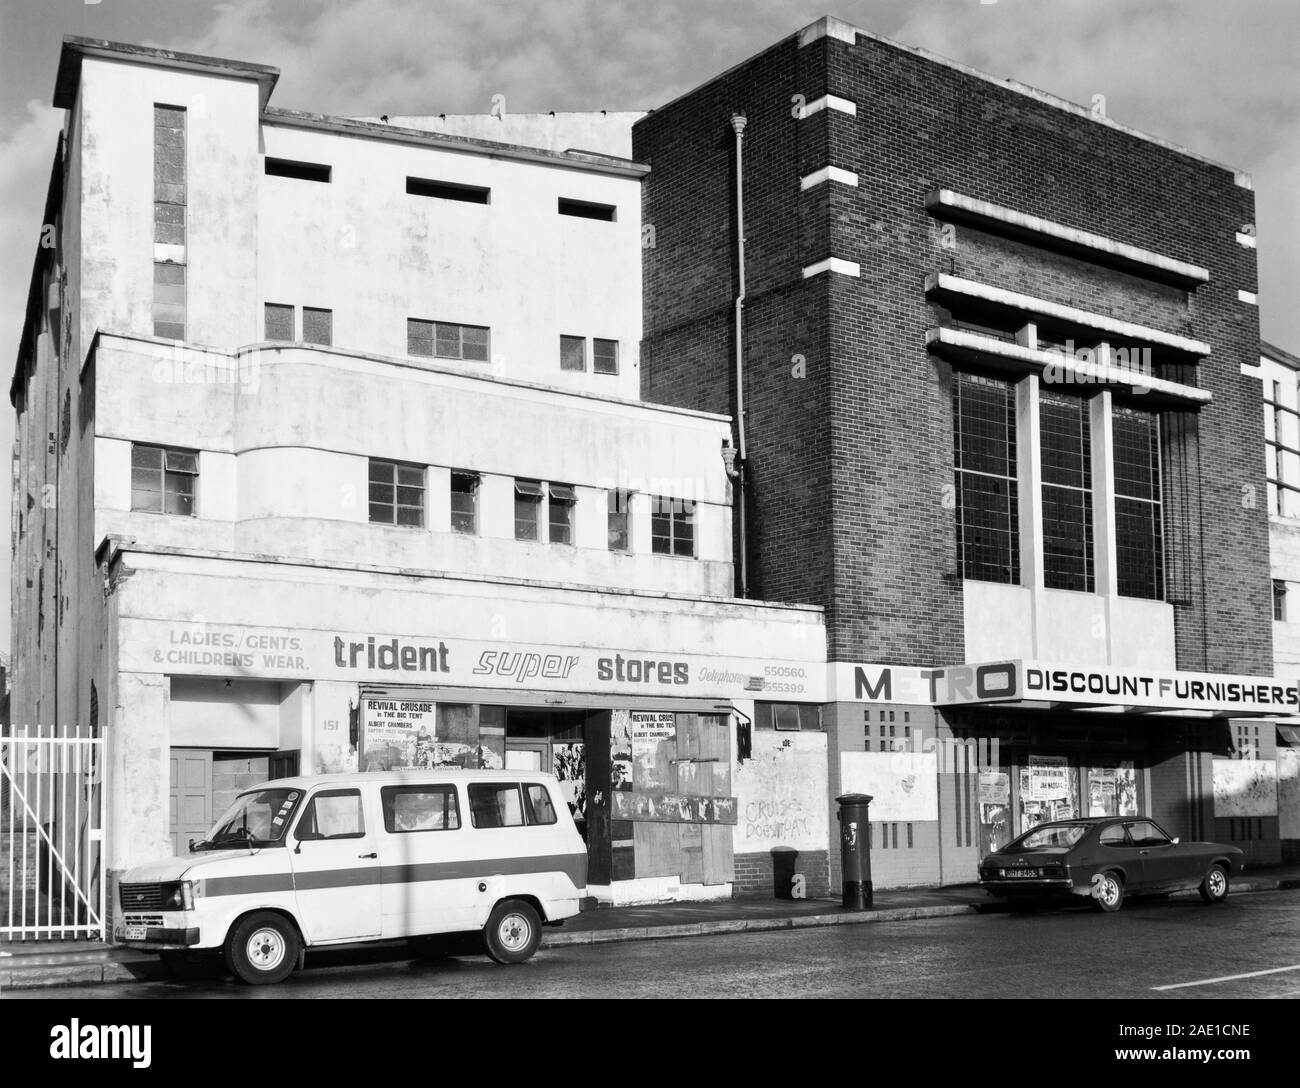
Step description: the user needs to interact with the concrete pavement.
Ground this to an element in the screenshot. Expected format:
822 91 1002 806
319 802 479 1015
5 866 1299 991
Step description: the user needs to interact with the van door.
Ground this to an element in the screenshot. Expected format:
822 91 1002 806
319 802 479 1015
289 787 382 943
375 781 479 939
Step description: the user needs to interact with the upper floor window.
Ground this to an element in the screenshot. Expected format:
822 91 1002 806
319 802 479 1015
548 483 576 544
756 702 822 731
1275 579 1287 622
1039 390 1093 592
560 335 586 372
302 307 333 346
952 371 1019 584
265 303 294 341
1113 405 1163 600
264 158 332 183
608 489 631 552
451 471 480 534
406 176 490 203
1264 378 1300 518
131 444 197 516
558 197 616 221
408 319 490 362
514 479 543 540
369 459 424 527
593 338 619 375
650 495 695 557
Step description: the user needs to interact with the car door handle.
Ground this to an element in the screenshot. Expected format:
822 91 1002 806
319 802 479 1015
358 852 377 859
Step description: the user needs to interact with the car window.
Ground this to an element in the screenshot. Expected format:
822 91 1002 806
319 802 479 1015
1007 823 1090 850
381 785 461 833
297 789 365 840
523 783 558 826
1126 821 1172 847
1099 825 1129 846
469 783 526 828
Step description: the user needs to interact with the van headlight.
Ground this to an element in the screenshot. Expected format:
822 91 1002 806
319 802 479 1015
161 880 199 911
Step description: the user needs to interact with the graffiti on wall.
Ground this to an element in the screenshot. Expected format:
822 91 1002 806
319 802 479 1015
733 731 828 852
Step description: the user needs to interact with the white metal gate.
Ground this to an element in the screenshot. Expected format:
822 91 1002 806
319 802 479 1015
1 725 105 941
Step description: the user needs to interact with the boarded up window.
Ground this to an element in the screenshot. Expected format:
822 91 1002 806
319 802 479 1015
302 306 332 346
264 303 294 341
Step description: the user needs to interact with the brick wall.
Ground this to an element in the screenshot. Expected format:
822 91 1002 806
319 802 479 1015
733 848 831 899
636 26 1270 673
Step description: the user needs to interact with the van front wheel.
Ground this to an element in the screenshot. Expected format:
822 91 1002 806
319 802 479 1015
484 900 541 965
225 912 300 985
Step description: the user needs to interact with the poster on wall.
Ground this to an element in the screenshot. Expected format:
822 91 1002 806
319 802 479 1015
631 711 676 792
610 709 633 791
611 791 738 824
360 698 438 771
977 771 1011 852
1212 759 1278 817
839 751 939 823
553 742 587 822
732 731 829 853
1019 755 1078 831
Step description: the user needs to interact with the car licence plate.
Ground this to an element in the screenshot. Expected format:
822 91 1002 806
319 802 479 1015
124 925 147 941
1005 868 1041 879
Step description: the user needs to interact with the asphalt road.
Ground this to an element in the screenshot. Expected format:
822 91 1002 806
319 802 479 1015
23 888 1300 1000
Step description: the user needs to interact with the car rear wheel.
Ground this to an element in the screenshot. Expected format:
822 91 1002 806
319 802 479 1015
224 912 300 985
1092 871 1124 913
1199 864 1229 904
484 899 541 965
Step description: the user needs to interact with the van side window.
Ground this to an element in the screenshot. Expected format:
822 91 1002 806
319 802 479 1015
523 784 558 826
469 783 526 828
381 785 461 833
297 789 365 840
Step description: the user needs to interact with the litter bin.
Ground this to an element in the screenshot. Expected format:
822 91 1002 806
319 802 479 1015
836 793 874 910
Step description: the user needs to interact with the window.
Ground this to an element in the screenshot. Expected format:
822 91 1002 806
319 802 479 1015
560 335 586 372
523 784 558 826
369 459 425 527
1113 405 1163 599
265 303 294 341
451 471 480 534
549 483 576 544
650 495 696 557
514 479 543 540
152 263 186 341
1264 378 1300 518
757 703 822 731
406 176 490 203
297 789 365 839
153 105 186 339
131 444 197 516
468 783 526 828
1040 390 1093 592
302 307 332 346
593 339 619 375
381 785 461 833
408 319 490 362
953 371 1019 583
558 197 616 221
264 157 331 183
1275 579 1287 622
1125 821 1171 848
608 488 631 551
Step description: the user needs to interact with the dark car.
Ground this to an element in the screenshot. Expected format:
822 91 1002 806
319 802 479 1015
978 816 1245 912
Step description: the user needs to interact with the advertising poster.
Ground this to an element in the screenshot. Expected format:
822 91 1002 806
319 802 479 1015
838 751 939 822
360 697 438 770
631 711 676 792
1212 759 1278 817
610 709 633 791
1019 755 1078 830
977 770 1012 851
553 742 587 821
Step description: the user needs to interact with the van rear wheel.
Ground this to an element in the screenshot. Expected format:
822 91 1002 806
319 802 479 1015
484 900 541 965
225 912 299 985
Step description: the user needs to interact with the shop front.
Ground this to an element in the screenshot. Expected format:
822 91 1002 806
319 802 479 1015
825 659 1300 887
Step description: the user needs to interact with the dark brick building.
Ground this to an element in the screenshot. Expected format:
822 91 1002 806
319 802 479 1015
635 16 1287 893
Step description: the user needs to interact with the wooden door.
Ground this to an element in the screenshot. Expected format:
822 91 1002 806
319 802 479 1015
169 749 213 856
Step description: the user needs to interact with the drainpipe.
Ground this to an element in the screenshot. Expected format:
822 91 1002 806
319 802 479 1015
730 114 749 598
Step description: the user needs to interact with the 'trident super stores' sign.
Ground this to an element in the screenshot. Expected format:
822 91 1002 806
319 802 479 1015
832 661 1299 715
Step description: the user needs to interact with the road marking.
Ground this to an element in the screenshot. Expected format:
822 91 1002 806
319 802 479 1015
1153 964 1300 991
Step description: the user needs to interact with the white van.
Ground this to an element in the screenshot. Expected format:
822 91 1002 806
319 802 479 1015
113 769 588 984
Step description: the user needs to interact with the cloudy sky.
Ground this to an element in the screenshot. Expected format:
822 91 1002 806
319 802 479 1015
0 0 1296 648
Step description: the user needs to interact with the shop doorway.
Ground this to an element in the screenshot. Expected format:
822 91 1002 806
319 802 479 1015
505 709 589 836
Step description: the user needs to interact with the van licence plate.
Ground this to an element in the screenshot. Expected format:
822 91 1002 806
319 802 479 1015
124 925 147 941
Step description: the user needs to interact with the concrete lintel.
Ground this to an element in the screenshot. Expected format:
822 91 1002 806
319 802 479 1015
803 257 861 279
800 166 860 190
